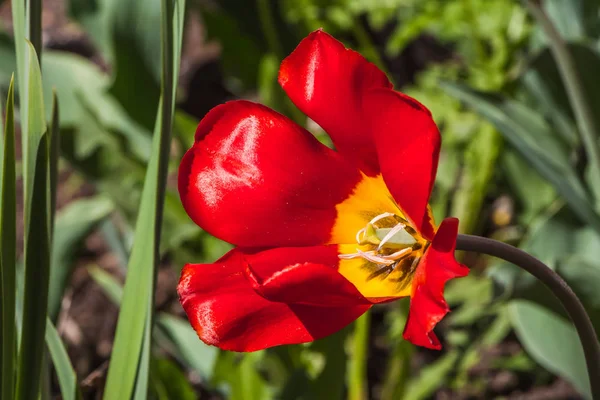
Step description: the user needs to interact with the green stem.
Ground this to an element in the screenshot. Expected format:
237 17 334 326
256 0 283 59
348 310 370 400
456 234 600 399
526 0 600 203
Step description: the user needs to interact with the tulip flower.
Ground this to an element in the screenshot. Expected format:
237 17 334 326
177 29 468 352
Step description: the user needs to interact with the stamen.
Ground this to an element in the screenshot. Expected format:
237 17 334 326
356 249 396 265
338 251 363 260
369 212 395 227
380 247 412 261
377 222 406 250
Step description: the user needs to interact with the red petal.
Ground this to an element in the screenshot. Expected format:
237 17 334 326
178 100 361 247
242 245 371 306
402 218 469 349
279 30 392 175
178 250 370 352
363 89 441 239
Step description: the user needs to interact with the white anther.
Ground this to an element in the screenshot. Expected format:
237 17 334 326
368 212 395 227
377 222 407 250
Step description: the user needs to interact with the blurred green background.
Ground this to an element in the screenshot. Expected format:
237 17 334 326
1 0 600 399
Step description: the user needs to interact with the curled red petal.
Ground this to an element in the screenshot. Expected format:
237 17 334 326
363 88 441 239
178 100 361 248
242 245 371 307
403 218 469 349
178 250 370 352
279 29 392 175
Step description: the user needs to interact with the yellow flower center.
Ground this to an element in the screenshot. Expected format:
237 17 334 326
339 211 428 277
330 173 430 298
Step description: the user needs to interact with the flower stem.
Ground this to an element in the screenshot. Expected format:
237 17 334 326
455 234 600 399
348 310 370 400
526 0 600 205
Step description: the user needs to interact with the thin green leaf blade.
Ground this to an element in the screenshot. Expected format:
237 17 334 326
22 41 47 229
16 132 50 400
0 75 16 400
49 90 60 233
102 0 185 398
45 318 80 400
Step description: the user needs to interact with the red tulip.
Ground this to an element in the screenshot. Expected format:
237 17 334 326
177 30 468 352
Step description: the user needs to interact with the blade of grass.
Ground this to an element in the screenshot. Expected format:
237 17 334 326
45 318 81 400
348 311 370 400
11 0 27 141
0 75 16 400
16 132 50 400
21 41 47 234
102 0 185 398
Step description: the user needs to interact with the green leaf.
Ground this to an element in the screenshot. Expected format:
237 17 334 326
102 0 185 398
151 358 197 400
523 44 600 201
21 41 47 231
41 51 152 161
441 81 600 233
508 300 591 399
48 196 114 321
403 351 459 400
450 123 502 234
157 315 219 380
16 133 50 400
348 312 369 400
213 352 271 400
49 90 59 234
87 265 123 304
45 318 80 400
309 328 350 400
0 75 16 400
501 150 557 223
530 0 587 49
86 266 219 381
0 32 16 86
106 0 161 129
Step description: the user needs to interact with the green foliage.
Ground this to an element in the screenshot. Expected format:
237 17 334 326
45 318 81 400
48 196 114 321
1 0 599 398
509 300 591 399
